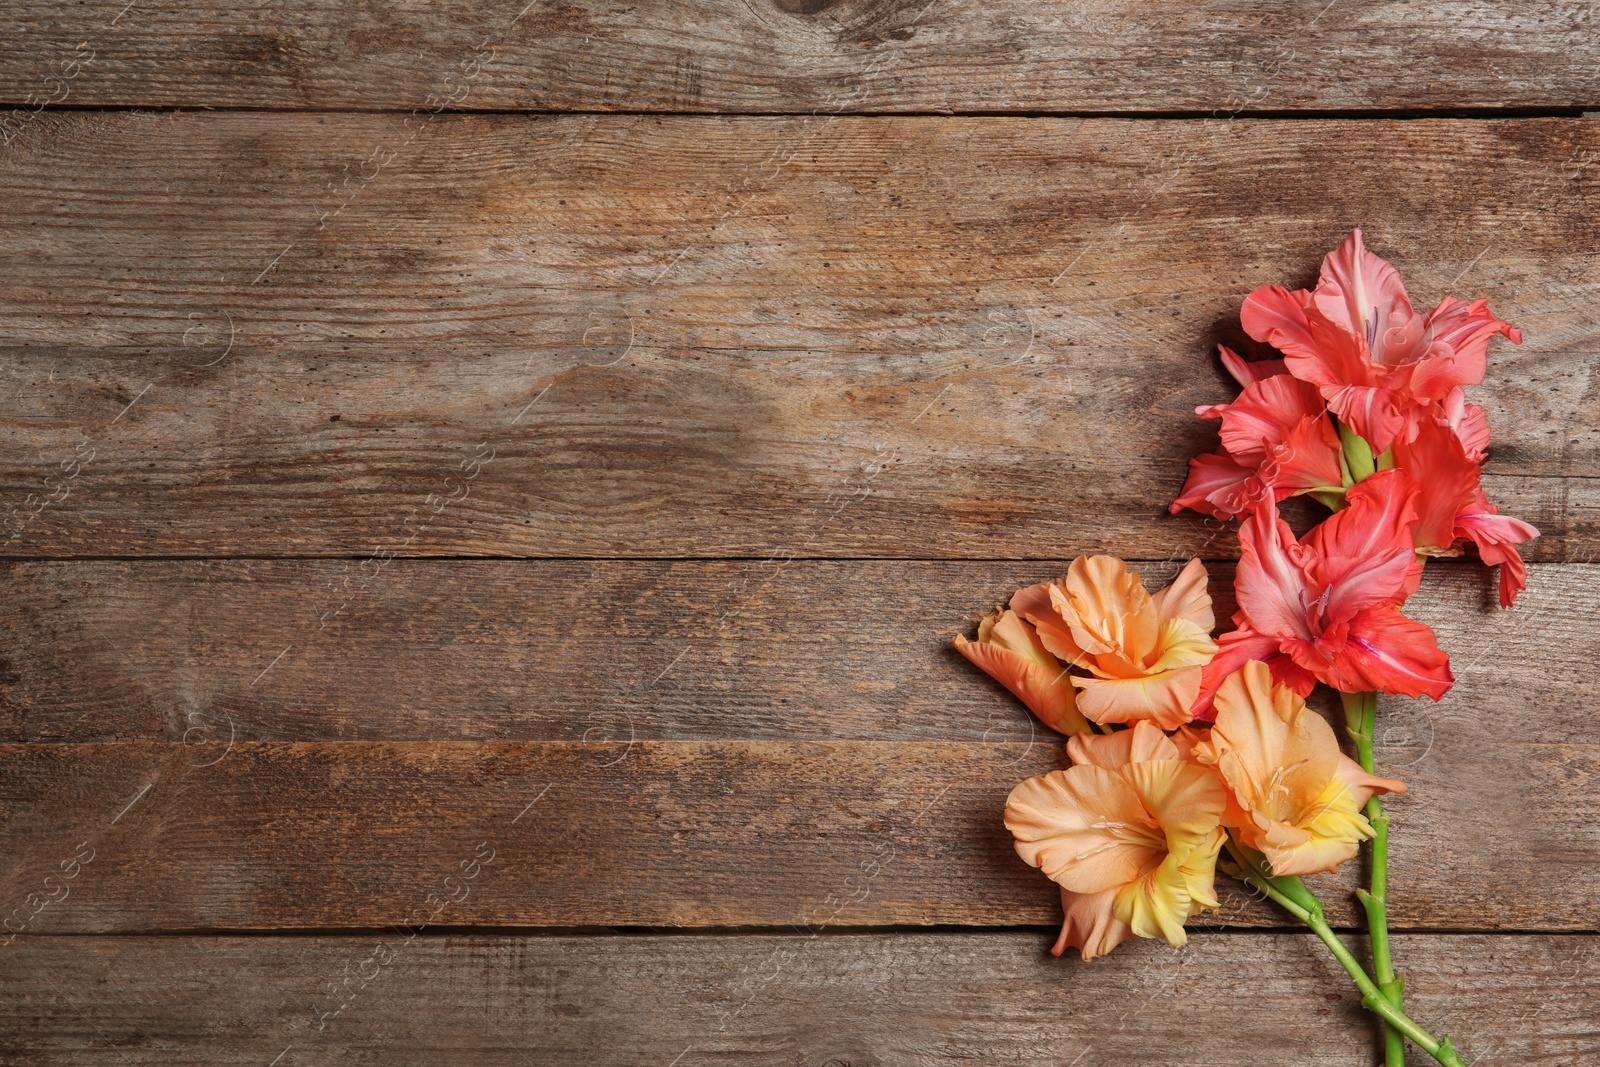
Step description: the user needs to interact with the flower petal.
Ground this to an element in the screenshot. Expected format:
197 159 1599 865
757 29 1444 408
954 610 1089 735
1413 295 1520 399
1333 753 1406 805
1241 285 1318 360
1325 383 1409 455
1052 555 1162 665
1005 766 1165 895
1219 343 1287 387
1327 605 1454 699
1391 416 1481 555
1010 575 1088 667
1455 495 1539 608
1258 414 1344 497
1051 885 1135 961
1073 666 1203 729
1312 229 1418 365
1213 374 1330 465
1113 760 1228 944
1304 468 1422 619
1150 557 1216 633
1067 719 1180 769
1236 494 1316 642
1439 386 1491 461
1170 451 1257 519
1191 626 1317 723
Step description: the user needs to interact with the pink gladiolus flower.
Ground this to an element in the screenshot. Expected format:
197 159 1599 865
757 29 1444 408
1391 408 1539 607
1240 230 1520 454
1171 356 1344 519
1192 469 1452 719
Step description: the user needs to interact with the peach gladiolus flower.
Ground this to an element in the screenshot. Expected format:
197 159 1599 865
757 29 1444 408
1194 662 1405 876
1006 721 1227 960
954 608 1090 736
1018 556 1218 728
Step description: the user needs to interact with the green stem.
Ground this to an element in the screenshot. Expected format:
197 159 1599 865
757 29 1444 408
1343 690 1407 1065
1224 841 1465 1067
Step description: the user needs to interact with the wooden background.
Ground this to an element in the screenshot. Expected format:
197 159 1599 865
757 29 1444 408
1 2 1597 1063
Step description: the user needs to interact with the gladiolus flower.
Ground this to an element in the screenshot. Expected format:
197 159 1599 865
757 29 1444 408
1016 556 1218 728
1171 358 1345 519
1389 400 1539 607
1005 721 1227 960
954 608 1090 736
1192 469 1451 719
1193 661 1405 876
1240 229 1520 453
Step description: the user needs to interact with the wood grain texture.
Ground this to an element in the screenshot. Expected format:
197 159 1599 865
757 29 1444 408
2 1 1599 113
1 113 1595 558
0 560 1589 747
0 726 1594 932
0 932 1594 1065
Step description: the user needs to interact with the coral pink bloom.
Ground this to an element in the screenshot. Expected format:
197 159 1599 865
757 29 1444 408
1006 721 1227 960
1192 469 1452 719
1241 230 1520 453
954 608 1090 736
1171 361 1344 520
1392 412 1539 607
1193 662 1406 876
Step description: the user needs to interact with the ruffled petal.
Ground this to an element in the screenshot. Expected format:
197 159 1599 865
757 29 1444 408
1439 387 1491 461
1124 758 1230 842
1051 886 1135 961
1455 495 1539 608
1010 575 1088 667
1311 229 1418 365
1413 295 1520 400
1325 383 1409 455
1327 605 1453 699
1067 719 1180 769
1236 494 1317 642
1258 414 1344 497
1073 666 1203 729
1169 451 1257 519
1219 344 1287 387
1240 284 1319 361
1005 766 1165 895
1114 760 1228 944
954 610 1089 735
1149 557 1216 632
1391 416 1481 555
1304 468 1422 619
1213 374 1330 465
1051 556 1162 665
1147 618 1220 673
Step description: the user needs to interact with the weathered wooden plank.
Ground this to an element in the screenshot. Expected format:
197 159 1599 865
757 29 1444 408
0 932 1594 1065
0 731 1593 932
0 560 1590 748
2 1 1599 114
1 114 1595 558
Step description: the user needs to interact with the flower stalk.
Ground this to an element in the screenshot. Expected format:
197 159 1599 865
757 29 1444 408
1225 841 1464 1067
1344 689 1407 1065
